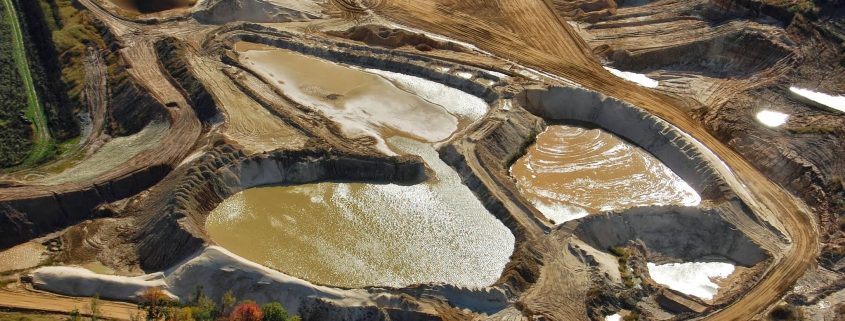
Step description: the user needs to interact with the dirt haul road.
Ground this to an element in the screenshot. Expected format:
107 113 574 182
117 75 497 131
0 290 137 320
360 1 819 320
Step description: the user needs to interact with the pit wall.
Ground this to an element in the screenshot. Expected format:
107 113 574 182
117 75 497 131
154 38 220 123
218 24 502 104
518 86 731 200
707 0 797 25
570 205 768 266
0 164 171 249
135 145 427 270
605 29 791 78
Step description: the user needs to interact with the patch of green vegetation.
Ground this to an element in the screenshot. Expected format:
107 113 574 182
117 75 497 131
0 0 36 167
138 287 302 321
41 0 106 104
57 136 80 154
610 246 636 288
0 311 66 321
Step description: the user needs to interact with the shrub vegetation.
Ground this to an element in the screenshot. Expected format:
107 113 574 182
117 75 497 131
0 0 35 166
136 287 302 321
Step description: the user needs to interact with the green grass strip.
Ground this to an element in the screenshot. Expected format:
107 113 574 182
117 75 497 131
2 0 54 165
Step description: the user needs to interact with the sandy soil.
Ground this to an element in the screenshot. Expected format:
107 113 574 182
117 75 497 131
0 0 827 320
190 55 307 153
0 289 137 320
358 1 819 320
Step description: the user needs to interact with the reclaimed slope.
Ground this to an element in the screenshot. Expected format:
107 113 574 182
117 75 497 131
365 1 818 320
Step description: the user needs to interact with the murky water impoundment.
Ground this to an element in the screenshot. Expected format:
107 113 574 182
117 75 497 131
207 137 514 288
510 125 700 224
234 42 484 152
208 47 512 288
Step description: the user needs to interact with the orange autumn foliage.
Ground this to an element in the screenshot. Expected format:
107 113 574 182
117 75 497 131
229 301 263 321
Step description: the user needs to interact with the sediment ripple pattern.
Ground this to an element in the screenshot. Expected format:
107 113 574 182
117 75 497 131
510 125 700 224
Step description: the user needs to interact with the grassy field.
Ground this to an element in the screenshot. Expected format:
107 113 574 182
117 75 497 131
0 0 34 167
1 0 53 167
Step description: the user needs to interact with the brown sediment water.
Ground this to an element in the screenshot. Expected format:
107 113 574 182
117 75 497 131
233 41 479 152
109 0 196 14
206 137 514 288
510 125 700 224
209 43 505 288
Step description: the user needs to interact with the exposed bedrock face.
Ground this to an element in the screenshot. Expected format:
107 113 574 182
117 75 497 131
571 205 768 266
615 0 655 7
107 59 168 136
192 0 322 24
517 86 729 200
604 30 793 78
545 0 618 22
134 145 427 270
327 25 472 52
110 0 196 14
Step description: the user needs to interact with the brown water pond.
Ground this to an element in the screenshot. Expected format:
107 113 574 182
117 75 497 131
510 125 700 224
209 48 511 288
207 137 514 288
234 41 487 153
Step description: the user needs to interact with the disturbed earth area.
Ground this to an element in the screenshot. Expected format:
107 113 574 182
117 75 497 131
0 0 842 320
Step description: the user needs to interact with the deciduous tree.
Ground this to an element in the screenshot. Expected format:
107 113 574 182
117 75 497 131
229 301 262 321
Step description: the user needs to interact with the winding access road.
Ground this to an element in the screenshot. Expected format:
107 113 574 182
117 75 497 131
0 290 136 320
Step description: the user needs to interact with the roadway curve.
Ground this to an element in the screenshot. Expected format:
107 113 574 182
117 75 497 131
364 1 819 320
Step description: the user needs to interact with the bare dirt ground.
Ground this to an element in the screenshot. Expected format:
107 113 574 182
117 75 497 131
358 1 820 320
0 0 834 320
0 289 137 320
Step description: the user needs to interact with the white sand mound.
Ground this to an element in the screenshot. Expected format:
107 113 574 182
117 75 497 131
32 246 369 312
789 87 845 113
32 266 171 301
604 67 659 88
647 261 735 300
31 246 512 316
756 110 789 127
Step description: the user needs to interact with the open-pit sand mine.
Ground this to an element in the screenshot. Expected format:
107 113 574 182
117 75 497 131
0 0 843 320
